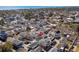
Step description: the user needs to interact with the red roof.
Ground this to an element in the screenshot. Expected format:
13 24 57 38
37 32 44 37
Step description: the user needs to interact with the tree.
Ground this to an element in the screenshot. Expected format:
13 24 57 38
2 41 13 52
39 11 45 19
76 25 79 35
0 19 5 26
22 11 33 20
49 13 53 17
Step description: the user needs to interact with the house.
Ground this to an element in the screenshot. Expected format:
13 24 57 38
74 15 79 23
28 42 39 51
54 31 61 39
0 31 8 42
12 40 24 50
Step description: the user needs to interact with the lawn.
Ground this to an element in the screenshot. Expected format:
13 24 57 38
76 44 79 52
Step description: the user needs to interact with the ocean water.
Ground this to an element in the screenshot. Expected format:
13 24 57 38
0 6 64 10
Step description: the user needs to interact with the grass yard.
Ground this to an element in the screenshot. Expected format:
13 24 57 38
76 44 79 52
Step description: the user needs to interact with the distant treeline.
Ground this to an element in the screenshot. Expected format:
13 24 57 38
0 7 79 16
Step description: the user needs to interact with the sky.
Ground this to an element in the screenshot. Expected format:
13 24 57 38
0 6 63 10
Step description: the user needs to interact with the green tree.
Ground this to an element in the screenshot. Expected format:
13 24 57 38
22 11 33 20
49 13 53 17
0 19 5 26
2 41 13 52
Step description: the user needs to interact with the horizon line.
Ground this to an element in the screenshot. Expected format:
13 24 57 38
0 6 64 10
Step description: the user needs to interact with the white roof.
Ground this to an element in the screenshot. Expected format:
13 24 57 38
60 47 64 49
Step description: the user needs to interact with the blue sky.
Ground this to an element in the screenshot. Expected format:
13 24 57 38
0 6 63 10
